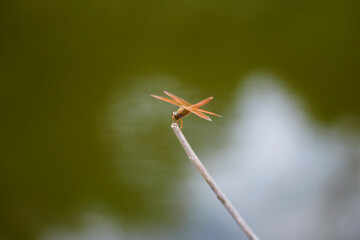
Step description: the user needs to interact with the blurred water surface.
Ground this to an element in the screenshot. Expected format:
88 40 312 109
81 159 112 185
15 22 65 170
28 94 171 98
1 1 360 240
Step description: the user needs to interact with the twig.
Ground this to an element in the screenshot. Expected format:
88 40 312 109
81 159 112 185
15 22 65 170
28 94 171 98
171 123 259 240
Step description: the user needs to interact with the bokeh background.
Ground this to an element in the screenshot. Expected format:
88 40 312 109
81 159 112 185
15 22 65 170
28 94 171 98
1 0 360 239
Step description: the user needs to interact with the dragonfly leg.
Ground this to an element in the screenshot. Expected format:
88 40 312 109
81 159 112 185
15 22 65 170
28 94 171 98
179 119 183 130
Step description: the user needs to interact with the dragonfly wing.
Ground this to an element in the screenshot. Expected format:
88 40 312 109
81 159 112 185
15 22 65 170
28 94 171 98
194 108 222 117
190 97 213 109
188 108 212 122
163 91 192 106
151 94 181 107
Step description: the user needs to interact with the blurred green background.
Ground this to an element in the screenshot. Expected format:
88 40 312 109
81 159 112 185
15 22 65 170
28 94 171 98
1 0 359 239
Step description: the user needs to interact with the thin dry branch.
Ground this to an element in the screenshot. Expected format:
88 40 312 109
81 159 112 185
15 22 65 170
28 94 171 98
171 123 259 240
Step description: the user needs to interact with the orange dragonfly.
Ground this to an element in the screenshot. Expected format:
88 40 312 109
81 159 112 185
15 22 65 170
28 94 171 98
151 91 222 129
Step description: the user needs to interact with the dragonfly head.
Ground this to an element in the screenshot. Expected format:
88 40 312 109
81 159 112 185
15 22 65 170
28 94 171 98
171 112 182 120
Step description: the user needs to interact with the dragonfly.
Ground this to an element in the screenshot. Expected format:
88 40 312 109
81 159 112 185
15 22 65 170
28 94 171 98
151 91 222 129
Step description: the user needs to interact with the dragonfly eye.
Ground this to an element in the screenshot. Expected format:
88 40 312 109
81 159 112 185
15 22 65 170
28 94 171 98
171 112 181 120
